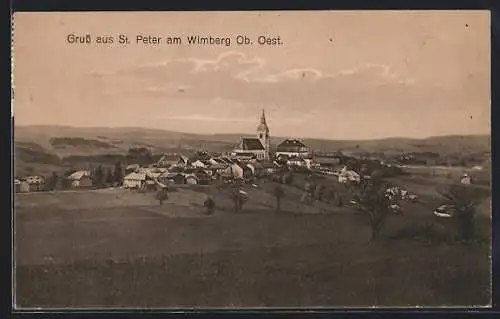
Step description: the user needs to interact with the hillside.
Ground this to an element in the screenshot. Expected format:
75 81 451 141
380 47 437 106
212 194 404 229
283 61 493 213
15 125 490 156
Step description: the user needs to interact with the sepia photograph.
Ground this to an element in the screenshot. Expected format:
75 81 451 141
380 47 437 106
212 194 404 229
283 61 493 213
12 11 491 308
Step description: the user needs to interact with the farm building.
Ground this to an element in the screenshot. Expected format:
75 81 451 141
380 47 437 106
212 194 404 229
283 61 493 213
337 167 361 184
287 157 308 168
209 163 228 176
314 156 341 167
123 172 146 189
156 153 182 168
14 179 21 193
185 174 199 185
222 164 244 180
191 160 207 168
25 175 45 185
178 155 190 167
461 174 473 185
68 171 93 188
23 175 45 191
14 179 30 193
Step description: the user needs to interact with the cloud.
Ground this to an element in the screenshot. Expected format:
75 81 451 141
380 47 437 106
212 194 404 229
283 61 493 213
85 51 420 113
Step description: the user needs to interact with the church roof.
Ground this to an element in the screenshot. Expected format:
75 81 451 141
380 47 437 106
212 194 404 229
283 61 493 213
239 138 265 151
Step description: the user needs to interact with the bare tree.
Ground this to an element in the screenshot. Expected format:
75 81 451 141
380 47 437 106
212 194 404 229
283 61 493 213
351 177 400 242
439 184 486 243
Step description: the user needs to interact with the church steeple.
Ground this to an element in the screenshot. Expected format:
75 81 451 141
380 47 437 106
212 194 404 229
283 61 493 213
260 109 267 125
257 109 270 160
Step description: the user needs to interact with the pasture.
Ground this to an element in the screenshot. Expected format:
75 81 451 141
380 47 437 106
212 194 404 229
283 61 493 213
14 179 491 308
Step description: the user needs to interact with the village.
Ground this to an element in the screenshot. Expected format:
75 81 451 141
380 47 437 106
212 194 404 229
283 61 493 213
14 109 485 221
13 111 366 192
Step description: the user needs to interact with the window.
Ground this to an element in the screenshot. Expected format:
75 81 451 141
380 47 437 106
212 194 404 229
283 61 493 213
259 133 263 139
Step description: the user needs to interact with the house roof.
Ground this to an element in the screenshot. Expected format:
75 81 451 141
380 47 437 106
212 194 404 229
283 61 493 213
165 172 184 179
25 176 45 184
238 138 265 151
315 157 340 165
158 153 180 163
68 171 91 180
124 172 146 181
277 139 307 150
126 164 140 170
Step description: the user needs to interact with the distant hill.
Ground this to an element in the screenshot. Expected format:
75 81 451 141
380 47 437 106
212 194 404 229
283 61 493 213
14 125 491 156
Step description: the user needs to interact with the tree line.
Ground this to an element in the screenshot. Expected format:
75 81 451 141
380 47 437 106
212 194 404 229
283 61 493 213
44 162 126 191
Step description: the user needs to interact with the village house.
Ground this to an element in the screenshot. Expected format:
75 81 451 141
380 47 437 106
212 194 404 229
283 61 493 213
461 173 473 185
191 160 207 169
156 153 181 168
314 155 341 168
222 163 244 180
23 175 45 191
68 170 93 188
287 156 308 169
185 174 199 185
178 155 190 168
156 153 191 168
123 172 146 189
337 166 361 184
14 179 30 193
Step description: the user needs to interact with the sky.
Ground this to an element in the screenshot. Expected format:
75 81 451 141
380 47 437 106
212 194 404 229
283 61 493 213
12 11 490 140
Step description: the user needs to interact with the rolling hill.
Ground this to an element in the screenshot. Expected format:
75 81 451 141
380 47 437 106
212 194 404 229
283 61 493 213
14 125 491 156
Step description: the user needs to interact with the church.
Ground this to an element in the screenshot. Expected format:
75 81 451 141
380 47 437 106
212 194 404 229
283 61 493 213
230 109 271 160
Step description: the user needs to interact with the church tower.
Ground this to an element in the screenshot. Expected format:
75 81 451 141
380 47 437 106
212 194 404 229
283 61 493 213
257 109 270 159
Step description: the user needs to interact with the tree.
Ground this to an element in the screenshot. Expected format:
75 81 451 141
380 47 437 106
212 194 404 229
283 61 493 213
204 197 215 215
324 187 336 204
273 185 285 212
282 172 294 184
127 147 154 166
105 168 114 185
156 188 168 206
313 184 325 201
439 184 486 243
231 180 246 213
113 162 124 185
351 177 400 242
93 165 105 187
46 172 59 191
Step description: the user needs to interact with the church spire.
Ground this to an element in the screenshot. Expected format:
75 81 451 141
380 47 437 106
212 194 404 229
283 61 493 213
260 109 267 125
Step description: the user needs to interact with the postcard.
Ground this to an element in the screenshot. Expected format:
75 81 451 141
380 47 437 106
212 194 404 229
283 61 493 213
11 11 491 309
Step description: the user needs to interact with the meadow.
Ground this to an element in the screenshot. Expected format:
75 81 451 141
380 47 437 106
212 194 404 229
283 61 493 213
14 173 491 308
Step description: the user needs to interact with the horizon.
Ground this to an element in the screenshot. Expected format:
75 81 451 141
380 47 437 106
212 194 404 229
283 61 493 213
13 122 490 142
13 11 490 140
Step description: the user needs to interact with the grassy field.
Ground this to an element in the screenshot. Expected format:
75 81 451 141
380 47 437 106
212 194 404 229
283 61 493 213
14 180 491 308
